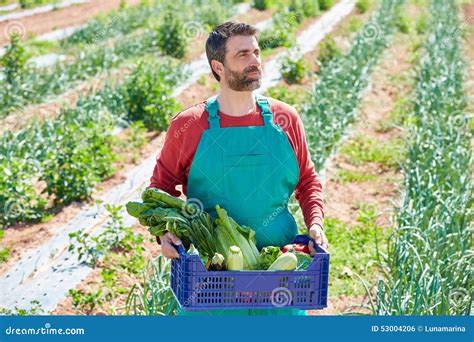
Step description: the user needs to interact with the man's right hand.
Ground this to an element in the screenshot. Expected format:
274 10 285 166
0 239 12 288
157 232 182 259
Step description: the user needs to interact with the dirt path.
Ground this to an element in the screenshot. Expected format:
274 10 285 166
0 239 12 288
463 2 474 107
0 0 141 46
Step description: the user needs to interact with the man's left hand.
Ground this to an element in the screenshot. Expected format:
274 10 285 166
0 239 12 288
308 224 329 256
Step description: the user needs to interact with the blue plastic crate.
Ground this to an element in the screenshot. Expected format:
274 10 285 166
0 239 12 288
171 234 330 311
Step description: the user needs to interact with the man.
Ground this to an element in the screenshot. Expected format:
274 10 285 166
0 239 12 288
149 21 328 315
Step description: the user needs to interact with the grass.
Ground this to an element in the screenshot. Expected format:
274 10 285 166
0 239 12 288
336 168 378 183
325 205 390 298
339 134 404 169
0 228 9 263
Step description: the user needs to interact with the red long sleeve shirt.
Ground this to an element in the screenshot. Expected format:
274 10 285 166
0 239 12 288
149 97 324 231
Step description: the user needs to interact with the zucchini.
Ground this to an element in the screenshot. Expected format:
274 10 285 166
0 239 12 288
267 252 297 271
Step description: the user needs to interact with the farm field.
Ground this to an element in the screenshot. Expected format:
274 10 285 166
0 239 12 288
0 0 472 318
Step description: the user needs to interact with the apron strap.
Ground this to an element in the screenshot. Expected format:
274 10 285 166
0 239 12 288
206 95 220 129
255 94 273 126
206 94 274 129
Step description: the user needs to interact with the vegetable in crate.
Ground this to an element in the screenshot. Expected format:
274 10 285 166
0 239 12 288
214 205 260 270
127 188 261 270
259 246 282 269
126 188 217 258
267 252 297 271
282 243 310 254
294 252 312 270
209 252 225 271
227 246 244 270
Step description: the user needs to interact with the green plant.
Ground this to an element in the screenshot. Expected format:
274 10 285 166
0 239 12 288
373 0 472 315
19 0 53 9
68 204 144 267
69 289 105 314
1 33 28 84
197 0 233 29
0 228 9 263
280 50 309 84
126 256 178 315
288 0 319 23
356 0 369 13
265 84 308 112
0 56 185 226
325 208 389 298
317 36 342 65
339 135 404 169
415 14 428 34
115 121 148 163
0 300 45 315
123 61 182 131
253 0 271 11
303 0 405 170
0 0 230 119
41 110 116 205
319 0 333 11
336 168 377 183
259 11 297 50
156 10 187 59
347 17 363 33
288 0 305 23
395 6 410 33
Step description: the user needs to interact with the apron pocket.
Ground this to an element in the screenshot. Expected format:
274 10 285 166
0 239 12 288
223 153 269 222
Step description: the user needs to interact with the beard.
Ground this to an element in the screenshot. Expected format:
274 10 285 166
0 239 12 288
224 65 262 91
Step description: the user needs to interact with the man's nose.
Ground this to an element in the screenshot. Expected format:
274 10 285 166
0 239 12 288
249 55 262 69
249 53 261 67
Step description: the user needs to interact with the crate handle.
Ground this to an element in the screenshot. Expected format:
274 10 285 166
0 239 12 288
172 243 187 256
292 234 329 254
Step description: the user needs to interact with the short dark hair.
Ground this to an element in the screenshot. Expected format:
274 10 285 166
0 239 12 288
205 21 258 81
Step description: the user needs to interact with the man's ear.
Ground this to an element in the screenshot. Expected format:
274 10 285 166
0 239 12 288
211 60 224 80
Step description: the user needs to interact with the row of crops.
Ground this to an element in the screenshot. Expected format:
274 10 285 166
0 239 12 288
0 0 59 10
0 0 237 117
301 0 404 170
371 0 472 315
0 59 186 225
0 0 335 227
0 0 231 226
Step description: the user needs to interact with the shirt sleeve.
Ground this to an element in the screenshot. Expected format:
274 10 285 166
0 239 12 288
291 110 325 230
149 116 186 197
149 117 188 245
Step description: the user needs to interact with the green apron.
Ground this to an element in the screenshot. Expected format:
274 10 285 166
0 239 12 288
179 93 306 316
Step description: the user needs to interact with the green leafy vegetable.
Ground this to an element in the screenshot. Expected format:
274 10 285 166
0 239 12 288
259 246 282 269
214 205 260 270
295 252 313 270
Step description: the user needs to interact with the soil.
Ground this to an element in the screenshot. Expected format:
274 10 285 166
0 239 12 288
0 0 142 47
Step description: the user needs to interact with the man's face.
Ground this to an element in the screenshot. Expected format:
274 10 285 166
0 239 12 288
221 35 262 91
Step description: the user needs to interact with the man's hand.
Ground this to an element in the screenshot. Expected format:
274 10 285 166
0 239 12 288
158 232 182 259
308 223 328 256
